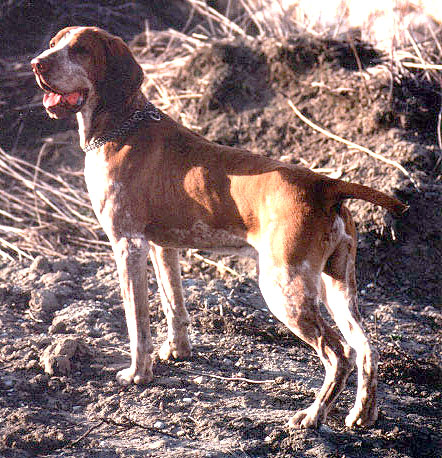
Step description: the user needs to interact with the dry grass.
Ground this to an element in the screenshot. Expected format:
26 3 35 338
0 145 106 261
1 1 441 260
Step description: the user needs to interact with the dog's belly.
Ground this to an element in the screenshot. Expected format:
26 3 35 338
145 220 257 258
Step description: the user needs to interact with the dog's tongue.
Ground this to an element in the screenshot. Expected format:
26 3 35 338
43 91 82 109
43 92 62 109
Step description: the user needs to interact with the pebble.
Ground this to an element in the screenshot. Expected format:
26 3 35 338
319 424 334 435
182 397 192 404
3 377 14 388
153 421 166 429
193 375 207 384
29 290 59 317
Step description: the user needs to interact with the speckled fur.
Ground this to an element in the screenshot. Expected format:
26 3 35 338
32 27 406 429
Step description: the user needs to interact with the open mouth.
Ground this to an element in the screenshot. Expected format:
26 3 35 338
37 77 88 115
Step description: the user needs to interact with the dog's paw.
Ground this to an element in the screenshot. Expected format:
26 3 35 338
345 403 378 428
158 339 192 361
116 367 153 386
288 407 322 429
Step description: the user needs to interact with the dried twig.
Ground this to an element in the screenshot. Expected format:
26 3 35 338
190 251 241 278
98 416 180 440
0 236 34 261
177 367 276 385
187 0 249 38
401 62 442 70
68 420 106 447
287 99 421 191
436 106 442 170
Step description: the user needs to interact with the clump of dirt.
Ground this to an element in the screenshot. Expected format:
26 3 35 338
0 8 441 458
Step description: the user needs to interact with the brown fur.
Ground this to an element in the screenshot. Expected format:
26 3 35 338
31 27 407 429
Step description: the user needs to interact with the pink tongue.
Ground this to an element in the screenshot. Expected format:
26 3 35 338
43 91 82 109
43 92 62 109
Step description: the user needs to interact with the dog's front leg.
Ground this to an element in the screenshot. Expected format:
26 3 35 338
149 243 191 360
113 237 153 385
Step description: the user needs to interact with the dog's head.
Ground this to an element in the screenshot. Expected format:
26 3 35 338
31 27 143 119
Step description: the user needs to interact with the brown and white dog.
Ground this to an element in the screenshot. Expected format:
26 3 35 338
31 26 407 429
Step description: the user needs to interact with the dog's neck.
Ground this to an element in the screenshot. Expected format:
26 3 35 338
76 106 93 150
77 91 147 151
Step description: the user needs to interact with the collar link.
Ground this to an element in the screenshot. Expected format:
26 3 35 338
82 102 161 153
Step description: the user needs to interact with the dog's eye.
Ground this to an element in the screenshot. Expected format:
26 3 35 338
49 42 55 48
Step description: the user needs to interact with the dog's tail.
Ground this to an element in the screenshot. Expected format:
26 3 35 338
326 179 408 217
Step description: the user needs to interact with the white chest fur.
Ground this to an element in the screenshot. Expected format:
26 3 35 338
84 149 119 238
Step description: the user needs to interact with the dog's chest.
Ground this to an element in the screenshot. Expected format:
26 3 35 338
84 150 125 237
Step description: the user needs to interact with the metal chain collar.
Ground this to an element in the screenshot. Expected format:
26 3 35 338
82 102 161 153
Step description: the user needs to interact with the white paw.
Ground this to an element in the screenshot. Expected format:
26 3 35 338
345 404 378 428
288 408 320 429
116 367 153 385
158 339 192 361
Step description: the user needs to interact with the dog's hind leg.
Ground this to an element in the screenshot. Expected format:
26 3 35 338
259 255 354 428
322 208 378 428
149 244 192 360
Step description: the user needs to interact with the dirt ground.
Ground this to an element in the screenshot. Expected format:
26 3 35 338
1 3 441 458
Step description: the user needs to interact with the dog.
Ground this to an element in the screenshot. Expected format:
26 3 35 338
31 26 407 429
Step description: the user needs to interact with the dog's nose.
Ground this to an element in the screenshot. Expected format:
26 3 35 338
31 57 48 74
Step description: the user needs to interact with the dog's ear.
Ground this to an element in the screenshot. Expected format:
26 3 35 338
97 33 144 110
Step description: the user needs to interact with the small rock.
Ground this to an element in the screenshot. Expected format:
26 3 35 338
49 319 67 334
193 375 207 384
2 377 15 388
25 360 40 371
182 397 192 404
153 421 166 429
29 290 59 320
319 424 334 435
40 337 90 376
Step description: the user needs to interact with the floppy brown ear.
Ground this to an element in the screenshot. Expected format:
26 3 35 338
97 33 144 110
